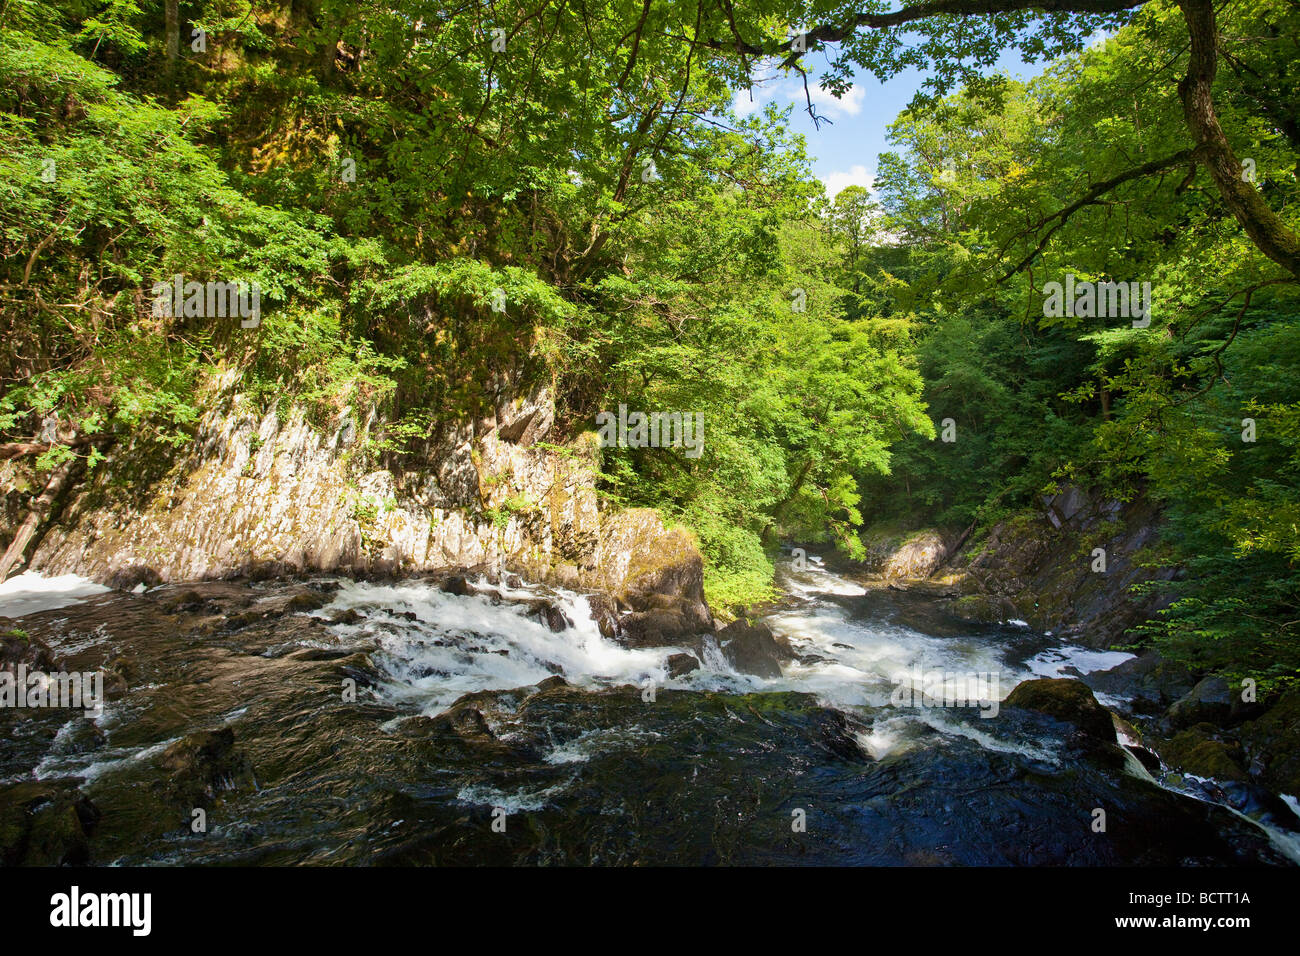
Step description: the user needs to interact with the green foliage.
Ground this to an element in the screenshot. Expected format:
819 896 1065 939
2 0 1297 681
860 1 1300 686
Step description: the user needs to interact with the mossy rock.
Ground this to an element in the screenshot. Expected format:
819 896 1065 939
1239 687 1300 796
0 780 100 866
1160 726 1247 782
948 593 1013 624
1004 678 1116 742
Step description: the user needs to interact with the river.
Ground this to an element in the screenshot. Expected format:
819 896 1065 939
1 557 1297 865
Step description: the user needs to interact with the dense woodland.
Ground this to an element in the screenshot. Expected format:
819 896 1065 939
1 1 1298 685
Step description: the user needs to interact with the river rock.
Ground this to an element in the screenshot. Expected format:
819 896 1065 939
620 605 712 648
284 589 332 613
585 593 620 639
1003 678 1116 743
1158 725 1247 781
529 599 572 632
667 653 700 678
429 705 496 740
1 625 57 672
441 574 472 596
0 779 100 866
1166 676 1234 730
1238 687 1300 797
718 619 785 678
155 728 256 808
1082 650 1194 712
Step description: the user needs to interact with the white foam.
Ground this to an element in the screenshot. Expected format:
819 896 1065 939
1025 645 1134 679
780 555 868 597
318 579 699 714
0 571 109 617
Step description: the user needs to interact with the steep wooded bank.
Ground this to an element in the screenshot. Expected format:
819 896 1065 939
14 374 712 611
1 1 1298 700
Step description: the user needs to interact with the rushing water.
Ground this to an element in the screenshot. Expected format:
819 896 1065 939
2 558 1297 865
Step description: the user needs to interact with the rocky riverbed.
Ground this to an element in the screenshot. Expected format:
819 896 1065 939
2 559 1296 866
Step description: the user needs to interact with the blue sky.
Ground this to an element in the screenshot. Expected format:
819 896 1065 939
731 48 1048 198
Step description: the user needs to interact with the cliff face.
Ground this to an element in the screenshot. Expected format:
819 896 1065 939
861 486 1175 650
19 378 705 608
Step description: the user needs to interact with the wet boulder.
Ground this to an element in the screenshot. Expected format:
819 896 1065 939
155 728 256 808
1082 649 1195 713
157 588 210 614
0 625 57 672
718 620 785 679
667 653 700 678
285 590 332 613
440 575 472 597
1166 676 1234 730
520 599 572 633
1159 725 1247 782
1003 678 1116 744
620 603 712 649
429 705 496 741
586 593 621 639
0 779 100 866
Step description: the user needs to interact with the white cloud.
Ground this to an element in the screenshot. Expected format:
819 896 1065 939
807 83 865 117
821 165 874 199
731 88 765 119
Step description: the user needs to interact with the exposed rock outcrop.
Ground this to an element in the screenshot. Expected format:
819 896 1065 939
859 524 957 581
859 485 1175 650
20 385 710 624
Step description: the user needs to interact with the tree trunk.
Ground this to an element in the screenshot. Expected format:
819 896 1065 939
165 0 179 64
1177 0 1300 278
0 459 76 581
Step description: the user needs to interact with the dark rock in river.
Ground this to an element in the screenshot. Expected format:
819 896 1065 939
1123 744 1162 775
718 619 785 678
441 575 472 597
522 599 571 632
155 728 256 808
620 604 712 648
0 779 100 866
1 625 57 672
1004 678 1116 743
1159 725 1247 781
667 653 700 678
430 705 496 740
1166 676 1234 730
284 589 332 613
1082 650 1195 713
586 592 620 639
